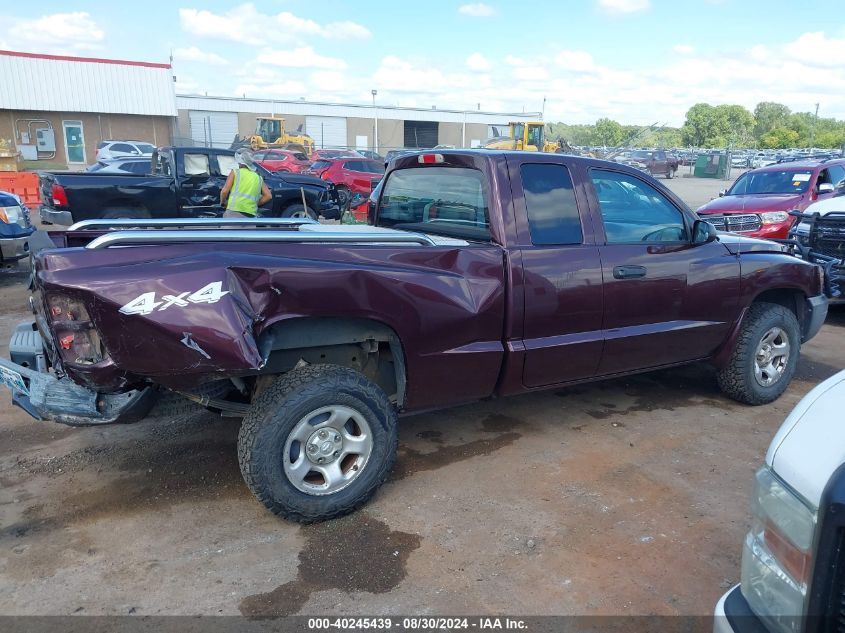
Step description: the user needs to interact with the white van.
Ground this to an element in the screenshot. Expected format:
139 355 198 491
715 369 845 633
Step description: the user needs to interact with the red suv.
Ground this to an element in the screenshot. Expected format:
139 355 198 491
253 149 311 174
696 160 845 239
307 157 385 206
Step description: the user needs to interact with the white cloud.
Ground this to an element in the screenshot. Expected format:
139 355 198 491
750 45 770 61
513 66 549 82
458 3 496 17
555 50 597 73
256 47 347 70
233 81 309 99
784 32 845 68
173 46 228 65
1 12 105 53
672 44 694 55
504 55 529 67
179 4 370 45
597 0 650 14
466 53 492 72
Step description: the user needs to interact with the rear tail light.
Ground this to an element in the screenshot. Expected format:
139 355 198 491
51 184 69 207
46 294 107 365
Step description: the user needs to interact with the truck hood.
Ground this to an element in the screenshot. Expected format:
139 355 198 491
697 193 806 215
803 195 845 217
715 233 787 255
765 370 845 506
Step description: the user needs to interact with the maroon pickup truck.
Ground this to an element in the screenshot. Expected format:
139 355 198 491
0 150 828 523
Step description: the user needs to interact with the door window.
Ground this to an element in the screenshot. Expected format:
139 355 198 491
184 153 210 176
521 164 582 245
591 169 688 243
216 154 237 176
110 143 135 154
827 165 845 188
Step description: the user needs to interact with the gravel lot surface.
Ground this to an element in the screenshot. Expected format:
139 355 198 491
1 175 841 618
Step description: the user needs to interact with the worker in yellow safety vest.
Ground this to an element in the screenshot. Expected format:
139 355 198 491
221 149 272 217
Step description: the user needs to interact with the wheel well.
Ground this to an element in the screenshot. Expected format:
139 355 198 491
255 318 407 406
752 288 806 331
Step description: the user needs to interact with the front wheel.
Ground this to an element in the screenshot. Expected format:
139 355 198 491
237 365 398 523
665 168 675 179
280 204 318 221
717 302 801 405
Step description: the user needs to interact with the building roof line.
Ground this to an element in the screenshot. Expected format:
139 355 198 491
176 93 542 118
0 49 171 69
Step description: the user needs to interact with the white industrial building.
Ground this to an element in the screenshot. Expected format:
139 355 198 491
175 95 541 153
0 50 176 167
0 48 542 167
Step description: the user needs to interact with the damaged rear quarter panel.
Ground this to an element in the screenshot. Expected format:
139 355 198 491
35 241 506 410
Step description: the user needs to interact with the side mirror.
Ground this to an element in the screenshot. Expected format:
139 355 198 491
718 189 727 197
818 182 835 194
692 219 718 244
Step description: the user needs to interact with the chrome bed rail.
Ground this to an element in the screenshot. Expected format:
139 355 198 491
67 217 319 231
84 229 437 249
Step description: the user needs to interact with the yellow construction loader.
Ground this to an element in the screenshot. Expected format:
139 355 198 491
483 122 572 153
232 117 315 156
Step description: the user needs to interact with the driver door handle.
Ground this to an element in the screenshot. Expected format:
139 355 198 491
613 265 647 280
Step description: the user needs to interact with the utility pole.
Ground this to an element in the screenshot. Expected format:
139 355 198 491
810 103 820 149
372 89 378 153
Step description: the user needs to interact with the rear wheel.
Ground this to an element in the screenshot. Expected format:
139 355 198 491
237 365 398 523
103 208 150 220
717 302 801 405
280 204 318 221
666 168 675 179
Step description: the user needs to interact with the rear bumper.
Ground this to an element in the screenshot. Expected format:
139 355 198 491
714 586 770 633
0 233 32 262
1 322 155 426
39 206 73 226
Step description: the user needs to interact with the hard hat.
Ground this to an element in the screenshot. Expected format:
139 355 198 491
235 148 256 170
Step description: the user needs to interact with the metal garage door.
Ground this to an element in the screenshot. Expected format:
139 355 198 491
189 111 238 148
306 116 347 149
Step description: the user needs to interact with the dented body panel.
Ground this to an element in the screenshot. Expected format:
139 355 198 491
34 240 507 411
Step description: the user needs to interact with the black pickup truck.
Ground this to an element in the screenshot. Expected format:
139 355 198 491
39 146 341 225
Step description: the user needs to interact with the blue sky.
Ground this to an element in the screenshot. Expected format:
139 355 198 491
3 1 845 126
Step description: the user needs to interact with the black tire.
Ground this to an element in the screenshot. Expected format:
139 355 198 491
280 203 318 221
237 365 398 523
666 168 674 179
336 185 352 210
717 302 801 405
102 208 151 220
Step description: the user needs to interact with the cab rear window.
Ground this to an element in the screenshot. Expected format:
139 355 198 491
377 167 490 241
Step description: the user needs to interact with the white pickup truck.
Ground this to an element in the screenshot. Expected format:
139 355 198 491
715 369 845 633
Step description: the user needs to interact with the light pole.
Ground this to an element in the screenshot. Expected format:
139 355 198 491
371 90 378 154
810 103 820 149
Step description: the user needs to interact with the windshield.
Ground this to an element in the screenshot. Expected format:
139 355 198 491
377 166 489 241
136 143 155 154
728 169 813 195
310 160 332 171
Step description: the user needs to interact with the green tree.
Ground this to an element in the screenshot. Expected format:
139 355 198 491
717 104 755 147
593 118 624 146
681 103 728 147
753 102 791 139
760 127 800 149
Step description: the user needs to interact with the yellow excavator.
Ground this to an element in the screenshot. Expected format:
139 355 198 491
232 117 316 156
483 121 572 153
